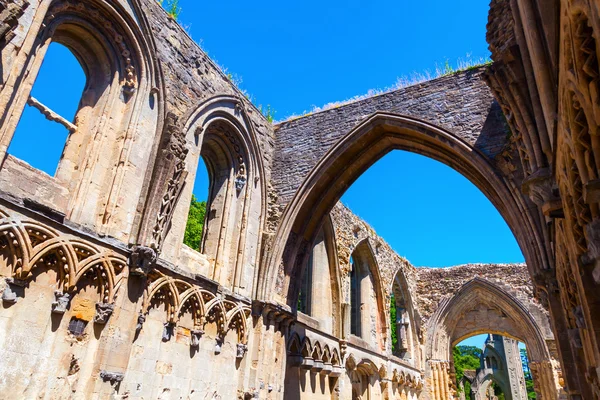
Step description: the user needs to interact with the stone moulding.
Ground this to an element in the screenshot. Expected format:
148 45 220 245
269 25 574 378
139 269 252 351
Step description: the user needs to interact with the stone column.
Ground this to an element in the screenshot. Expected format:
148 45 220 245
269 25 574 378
429 360 452 400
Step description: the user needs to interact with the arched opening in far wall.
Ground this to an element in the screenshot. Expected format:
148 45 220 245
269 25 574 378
259 113 547 312
426 278 561 400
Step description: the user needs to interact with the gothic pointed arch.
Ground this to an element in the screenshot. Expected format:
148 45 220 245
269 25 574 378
349 238 387 350
426 277 559 400
0 0 160 241
145 95 266 297
296 213 343 336
259 113 546 311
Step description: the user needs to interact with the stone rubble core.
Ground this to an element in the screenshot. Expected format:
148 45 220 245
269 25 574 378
0 0 596 398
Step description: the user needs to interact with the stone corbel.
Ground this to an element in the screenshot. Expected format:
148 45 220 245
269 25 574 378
214 335 225 354
162 322 174 341
135 313 146 333
1 277 26 303
93 302 114 324
299 357 314 370
521 168 563 218
99 370 124 386
311 359 324 373
236 343 248 359
329 365 344 378
320 362 333 375
190 329 204 348
129 245 157 277
51 290 70 314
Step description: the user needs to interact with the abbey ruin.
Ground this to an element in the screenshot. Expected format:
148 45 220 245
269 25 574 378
0 0 597 398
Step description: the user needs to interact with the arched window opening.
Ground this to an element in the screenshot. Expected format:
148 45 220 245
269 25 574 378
183 157 208 251
350 255 361 337
391 277 414 359
7 42 85 176
184 120 249 289
452 334 535 400
0 8 146 235
296 223 340 334
348 241 384 348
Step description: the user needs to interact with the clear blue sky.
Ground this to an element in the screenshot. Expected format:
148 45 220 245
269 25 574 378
9 0 524 267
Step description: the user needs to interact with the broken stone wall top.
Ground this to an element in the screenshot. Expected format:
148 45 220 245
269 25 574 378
415 263 539 322
272 69 509 206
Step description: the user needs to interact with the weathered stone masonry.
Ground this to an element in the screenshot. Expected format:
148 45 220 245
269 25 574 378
0 0 596 398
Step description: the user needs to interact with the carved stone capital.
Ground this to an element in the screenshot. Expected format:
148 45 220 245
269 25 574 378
522 168 563 217
129 245 157 277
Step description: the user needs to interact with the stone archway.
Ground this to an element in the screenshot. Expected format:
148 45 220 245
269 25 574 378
259 112 547 307
425 277 561 400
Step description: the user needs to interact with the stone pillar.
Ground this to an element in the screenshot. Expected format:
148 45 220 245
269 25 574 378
429 360 452 400
249 301 294 400
530 360 560 400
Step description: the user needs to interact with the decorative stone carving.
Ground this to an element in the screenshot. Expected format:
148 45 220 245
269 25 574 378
150 113 189 252
214 336 224 354
522 168 563 217
191 329 204 348
45 1 137 94
162 323 174 341
236 343 248 359
99 370 124 384
51 291 70 314
1 278 26 303
135 313 146 333
0 0 29 45
93 303 114 324
235 173 247 192
299 357 314 370
130 246 157 276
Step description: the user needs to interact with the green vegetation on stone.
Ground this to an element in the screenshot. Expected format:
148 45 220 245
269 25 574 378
390 294 398 352
259 104 276 123
453 345 482 400
183 195 206 250
521 348 537 399
158 0 182 20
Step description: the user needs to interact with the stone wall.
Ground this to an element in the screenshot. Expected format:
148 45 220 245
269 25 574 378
272 70 508 206
415 263 538 321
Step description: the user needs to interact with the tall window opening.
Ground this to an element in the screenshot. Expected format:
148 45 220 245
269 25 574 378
297 224 340 335
183 157 208 250
8 42 86 176
350 255 361 337
348 241 383 347
453 334 535 400
391 276 414 359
